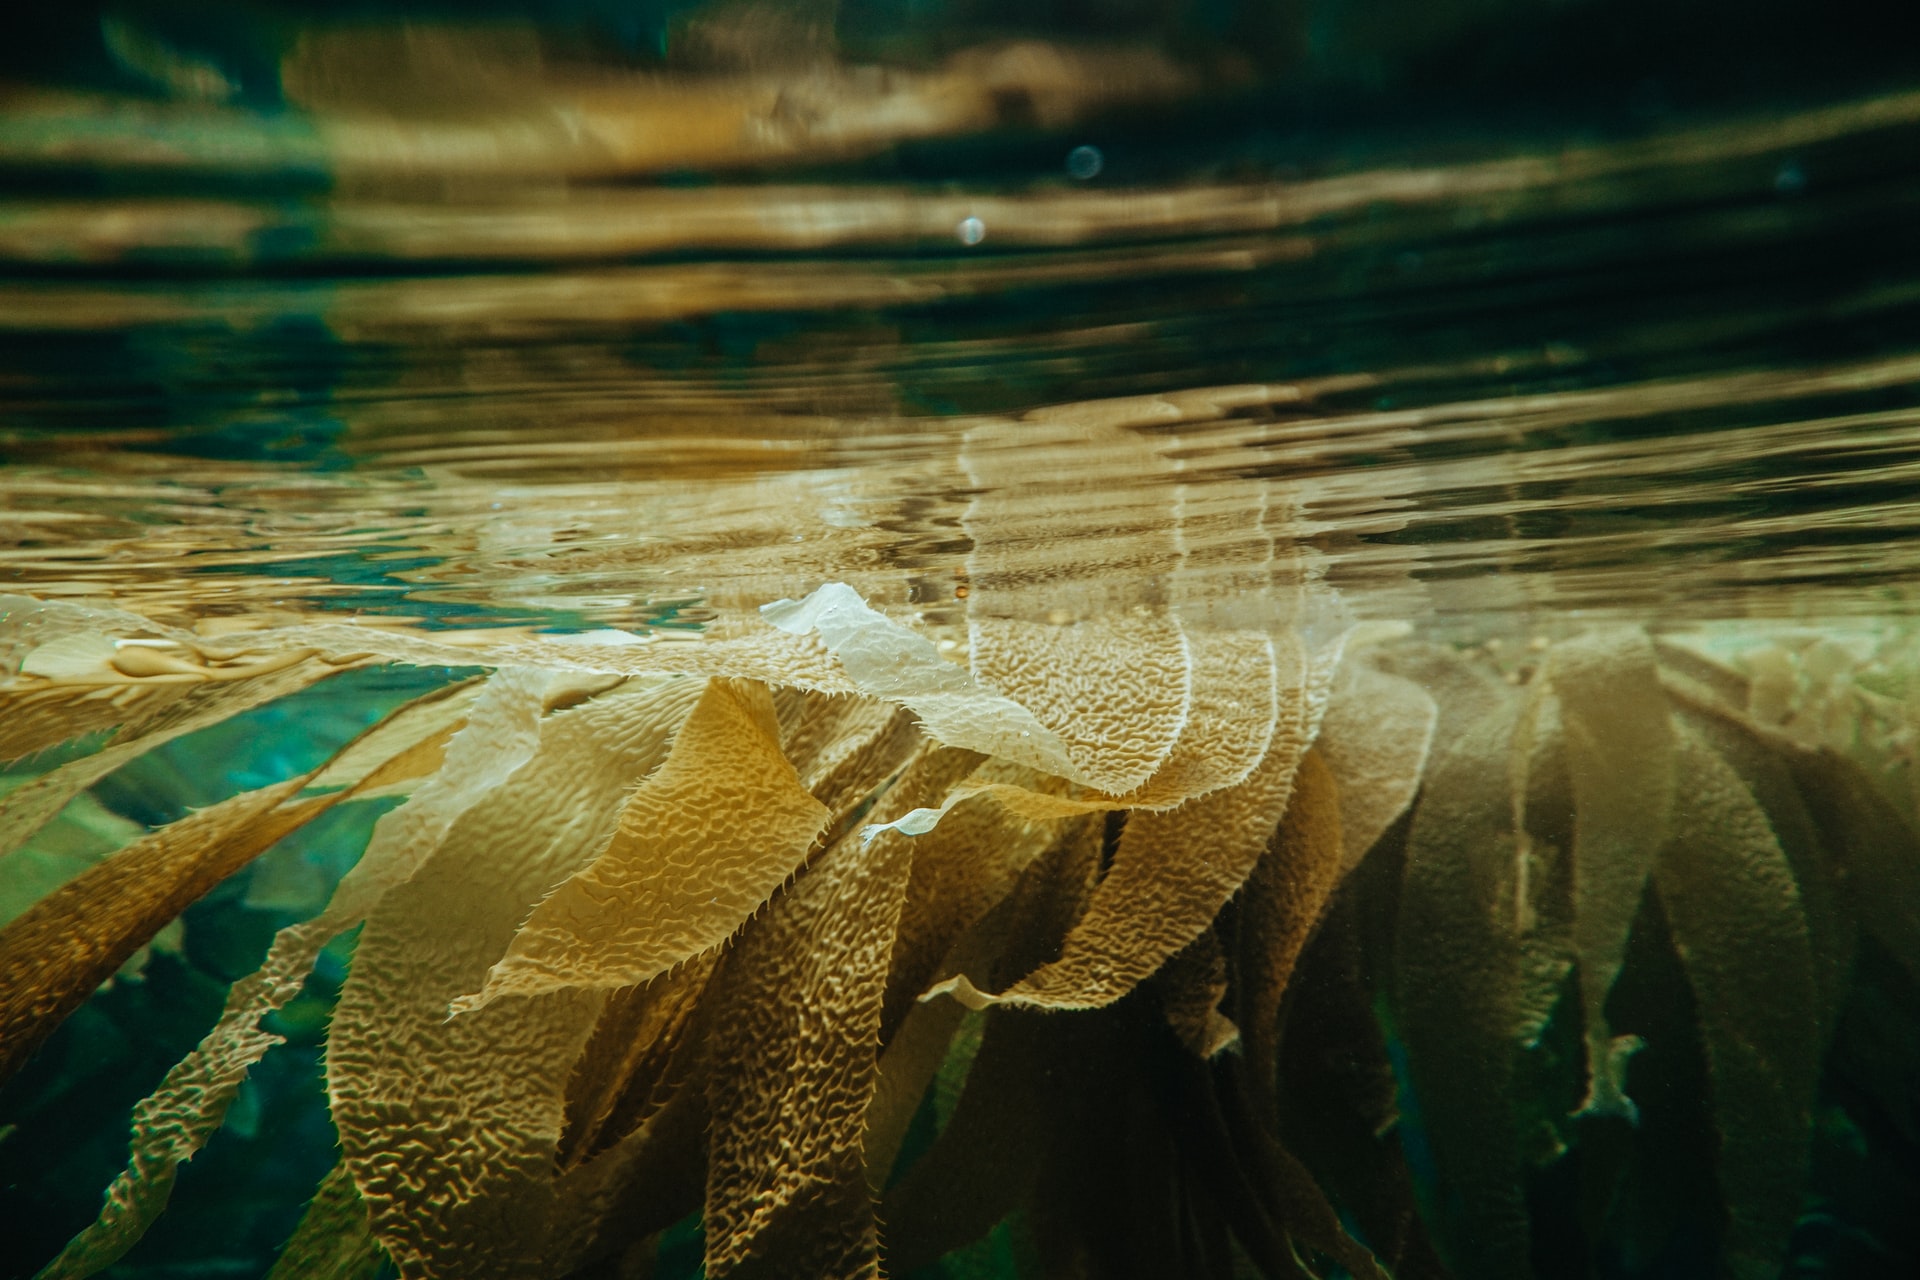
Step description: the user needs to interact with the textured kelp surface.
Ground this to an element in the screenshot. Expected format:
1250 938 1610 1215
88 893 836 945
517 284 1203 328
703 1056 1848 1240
3 590 1918 1280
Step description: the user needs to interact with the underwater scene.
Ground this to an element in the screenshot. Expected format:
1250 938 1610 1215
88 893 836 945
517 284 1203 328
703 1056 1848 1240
4 2 1920 1277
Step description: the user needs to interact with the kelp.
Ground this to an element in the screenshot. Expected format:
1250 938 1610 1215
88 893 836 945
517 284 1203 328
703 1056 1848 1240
0 673 474 1094
701 746 937 1278
261 1164 385 1280
26 672 541 1279
1655 725 1819 1280
4 591 1917 1280
453 678 831 1013
1549 628 1676 1120
328 676 705 1280
0 649 350 862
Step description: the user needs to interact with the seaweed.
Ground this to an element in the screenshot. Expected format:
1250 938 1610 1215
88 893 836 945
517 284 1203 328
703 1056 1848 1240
2 593 1915 1279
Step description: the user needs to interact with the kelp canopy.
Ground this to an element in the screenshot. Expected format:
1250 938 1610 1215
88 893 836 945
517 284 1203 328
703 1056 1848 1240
7 372 1920 1268
4 440 1920 1278
6 2 1920 1277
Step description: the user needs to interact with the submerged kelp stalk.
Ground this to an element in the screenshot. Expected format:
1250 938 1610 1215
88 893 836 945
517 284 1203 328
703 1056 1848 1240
2 588 1918 1279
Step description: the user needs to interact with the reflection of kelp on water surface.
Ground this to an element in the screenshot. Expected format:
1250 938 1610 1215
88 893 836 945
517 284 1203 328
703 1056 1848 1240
3 570 1919 1278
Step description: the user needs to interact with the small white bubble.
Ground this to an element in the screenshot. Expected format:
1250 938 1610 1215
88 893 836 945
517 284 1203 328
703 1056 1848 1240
956 215 986 246
1066 144 1103 180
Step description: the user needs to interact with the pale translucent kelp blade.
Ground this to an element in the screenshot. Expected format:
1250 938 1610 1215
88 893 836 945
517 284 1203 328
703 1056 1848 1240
1549 628 1676 1120
961 410 1190 795
226 614 862 692
859 628 1286 843
31 669 551 1280
0 596 200 762
1314 658 1438 875
1391 688 1564 1280
931 729 1299 1013
702 754 940 1278
301 675 488 797
455 679 829 1012
929 632 1335 1013
965 614 1193 797
328 677 702 1280
0 674 195 768
1654 726 1820 1280
1121 629 1281 806
760 584 1086 781
262 1164 386 1280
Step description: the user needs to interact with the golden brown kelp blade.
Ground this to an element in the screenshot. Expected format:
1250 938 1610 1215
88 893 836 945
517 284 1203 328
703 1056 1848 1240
262 1164 386 1280
452 678 829 1013
0 667 472 1096
1262 874 1450 1280
34 669 550 1280
1157 927 1239 1060
701 753 938 1278
0 779 326 1087
1653 726 1819 1280
1223 748 1390 1280
1314 658 1438 877
1238 750 1348 1126
864 807 1100 1199
1679 699 1857 1050
880 755 1057 1033
555 951 725 1174
328 677 703 1280
880 820 1105 1274
1660 660 1920 995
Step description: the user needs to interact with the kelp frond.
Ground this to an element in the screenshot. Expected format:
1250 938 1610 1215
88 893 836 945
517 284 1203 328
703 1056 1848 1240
2 590 1916 1279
